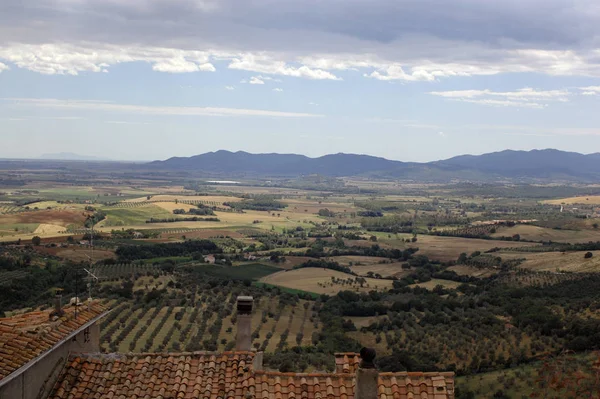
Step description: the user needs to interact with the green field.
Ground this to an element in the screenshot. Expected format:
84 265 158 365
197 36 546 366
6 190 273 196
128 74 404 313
101 205 175 226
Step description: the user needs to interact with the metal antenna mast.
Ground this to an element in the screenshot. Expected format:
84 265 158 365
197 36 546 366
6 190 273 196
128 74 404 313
74 270 79 319
83 267 99 303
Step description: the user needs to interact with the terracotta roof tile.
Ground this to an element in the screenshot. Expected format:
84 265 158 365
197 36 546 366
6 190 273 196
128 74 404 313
0 302 107 382
333 353 454 398
48 351 257 399
251 370 454 399
49 351 453 399
334 353 361 374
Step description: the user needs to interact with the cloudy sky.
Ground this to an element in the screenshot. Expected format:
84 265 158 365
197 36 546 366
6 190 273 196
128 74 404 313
1 0 600 162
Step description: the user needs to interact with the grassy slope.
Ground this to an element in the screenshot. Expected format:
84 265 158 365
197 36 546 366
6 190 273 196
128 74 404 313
101 205 175 226
260 268 394 295
492 225 600 243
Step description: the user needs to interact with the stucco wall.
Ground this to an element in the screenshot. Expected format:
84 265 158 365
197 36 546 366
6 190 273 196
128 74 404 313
0 321 100 399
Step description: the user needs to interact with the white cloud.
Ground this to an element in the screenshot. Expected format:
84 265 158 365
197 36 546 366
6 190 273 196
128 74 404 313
255 75 281 82
2 97 323 118
438 131 447 138
0 44 217 75
225 86 235 90
2 42 600 85
0 63 8 73
460 99 547 109
366 64 448 82
152 58 215 73
227 54 341 80
249 76 265 85
308 102 318 106
429 87 570 108
273 88 283 92
579 86 600 95
3 1 600 84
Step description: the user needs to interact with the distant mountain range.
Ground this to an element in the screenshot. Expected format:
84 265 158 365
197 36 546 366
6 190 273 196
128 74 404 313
149 149 600 182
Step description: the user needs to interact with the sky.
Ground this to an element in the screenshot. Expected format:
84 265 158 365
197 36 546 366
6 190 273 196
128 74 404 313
1 1 600 162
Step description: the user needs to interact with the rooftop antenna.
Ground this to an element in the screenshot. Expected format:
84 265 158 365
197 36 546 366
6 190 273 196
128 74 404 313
74 269 79 319
89 218 94 267
83 267 99 304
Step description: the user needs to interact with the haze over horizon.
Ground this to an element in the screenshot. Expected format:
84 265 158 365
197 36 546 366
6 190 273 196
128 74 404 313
2 1 600 161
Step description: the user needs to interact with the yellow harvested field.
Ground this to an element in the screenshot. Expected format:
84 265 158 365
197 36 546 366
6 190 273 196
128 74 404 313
153 202 197 212
498 250 600 273
491 225 600 243
216 210 322 227
544 196 600 205
95 209 320 233
34 223 65 235
27 201 69 210
350 263 409 278
125 195 242 203
409 278 463 290
96 221 224 232
260 268 394 294
381 235 538 262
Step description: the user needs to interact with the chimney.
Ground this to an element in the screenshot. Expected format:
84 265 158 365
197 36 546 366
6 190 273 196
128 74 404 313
236 296 253 351
51 292 64 318
355 347 378 399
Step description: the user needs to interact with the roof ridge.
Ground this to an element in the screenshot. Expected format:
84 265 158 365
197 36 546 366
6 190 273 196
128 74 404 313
255 371 356 378
379 371 455 377
49 350 455 399
69 350 257 360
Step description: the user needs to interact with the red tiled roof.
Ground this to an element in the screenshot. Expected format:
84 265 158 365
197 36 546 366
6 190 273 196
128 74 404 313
251 371 454 399
49 351 454 399
378 372 454 399
49 351 256 399
333 353 454 398
0 302 108 382
334 353 360 374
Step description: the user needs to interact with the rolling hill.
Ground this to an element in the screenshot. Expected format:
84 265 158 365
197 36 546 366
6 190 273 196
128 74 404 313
147 149 600 181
